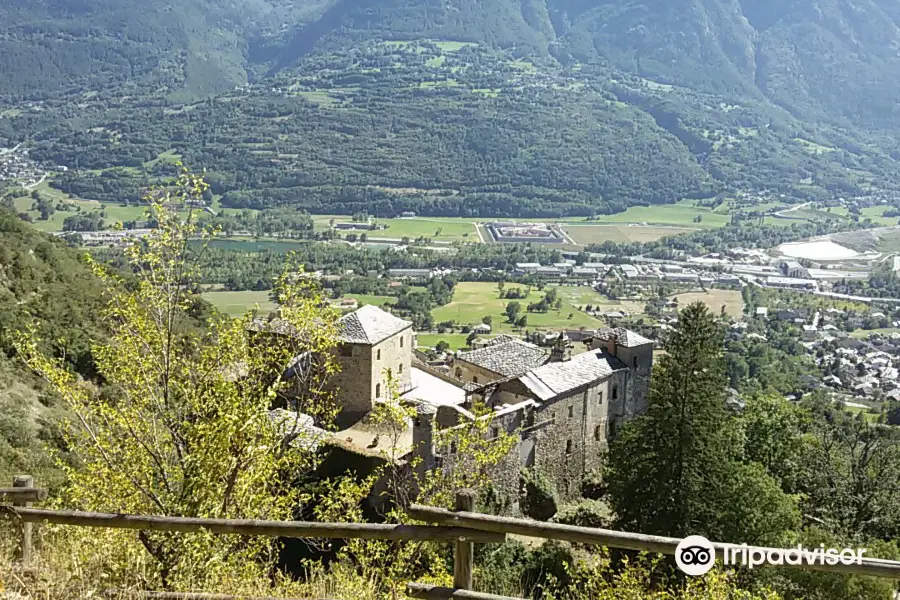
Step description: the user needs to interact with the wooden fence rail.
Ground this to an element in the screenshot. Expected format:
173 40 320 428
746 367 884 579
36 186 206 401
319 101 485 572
405 583 522 600
408 503 900 580
0 506 502 544
106 592 316 600
5 476 900 600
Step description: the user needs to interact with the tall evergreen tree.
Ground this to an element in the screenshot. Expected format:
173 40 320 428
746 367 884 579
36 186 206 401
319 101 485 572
605 302 798 544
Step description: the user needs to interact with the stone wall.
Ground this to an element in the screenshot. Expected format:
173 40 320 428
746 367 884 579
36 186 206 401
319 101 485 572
329 344 374 416
328 327 413 417
452 358 503 386
606 343 653 414
530 376 616 500
372 327 413 393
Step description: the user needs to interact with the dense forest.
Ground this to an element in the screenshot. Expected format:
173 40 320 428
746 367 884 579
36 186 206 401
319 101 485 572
3 1 900 218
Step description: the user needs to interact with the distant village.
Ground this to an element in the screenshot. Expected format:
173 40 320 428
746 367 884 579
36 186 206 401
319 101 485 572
0 145 61 188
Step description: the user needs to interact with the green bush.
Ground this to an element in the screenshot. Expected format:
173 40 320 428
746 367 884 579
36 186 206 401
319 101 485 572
553 499 610 529
520 470 558 521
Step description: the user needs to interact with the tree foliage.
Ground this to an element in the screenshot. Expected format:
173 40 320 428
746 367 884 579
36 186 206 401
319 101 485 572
14 169 342 590
605 302 799 545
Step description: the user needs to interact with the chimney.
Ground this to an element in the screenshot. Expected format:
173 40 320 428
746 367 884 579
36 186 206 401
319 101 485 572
606 332 618 357
550 333 571 362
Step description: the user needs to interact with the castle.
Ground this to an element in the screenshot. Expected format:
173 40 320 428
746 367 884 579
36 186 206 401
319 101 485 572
256 305 653 502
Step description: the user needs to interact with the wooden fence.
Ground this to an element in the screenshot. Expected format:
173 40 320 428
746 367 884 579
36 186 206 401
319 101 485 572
3 476 900 600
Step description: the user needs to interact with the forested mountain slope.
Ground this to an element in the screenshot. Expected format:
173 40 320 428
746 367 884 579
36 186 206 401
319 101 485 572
0 211 107 481
4 0 900 132
0 0 331 98
2 0 900 216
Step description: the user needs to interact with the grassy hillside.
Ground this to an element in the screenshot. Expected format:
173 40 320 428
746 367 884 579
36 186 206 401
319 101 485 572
0 211 108 485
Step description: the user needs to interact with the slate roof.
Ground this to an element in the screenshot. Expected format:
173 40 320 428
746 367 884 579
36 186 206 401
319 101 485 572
456 338 549 378
338 304 411 345
593 327 653 348
519 349 628 401
249 305 411 346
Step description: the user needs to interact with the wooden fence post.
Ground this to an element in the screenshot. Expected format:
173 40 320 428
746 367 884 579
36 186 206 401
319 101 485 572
453 490 476 590
13 475 34 564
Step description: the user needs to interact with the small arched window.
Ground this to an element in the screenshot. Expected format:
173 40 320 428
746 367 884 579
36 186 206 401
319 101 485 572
565 440 573 455
377 349 381 360
633 356 638 368
400 336 404 348
399 363 403 374
376 383 382 398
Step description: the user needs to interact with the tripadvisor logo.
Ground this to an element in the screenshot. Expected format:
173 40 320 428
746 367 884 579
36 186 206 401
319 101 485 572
676 535 716 576
675 535 868 576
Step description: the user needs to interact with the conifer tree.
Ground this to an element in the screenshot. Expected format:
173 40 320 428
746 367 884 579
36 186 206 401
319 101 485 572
605 302 798 544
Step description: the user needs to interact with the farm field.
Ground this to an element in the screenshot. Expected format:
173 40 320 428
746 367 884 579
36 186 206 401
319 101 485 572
204 238 312 252
670 290 744 318
861 206 900 227
586 200 731 229
416 333 473 351
203 290 277 316
850 328 900 340
345 294 396 308
311 215 479 242
563 224 696 245
432 282 606 332
12 180 186 232
202 290 396 317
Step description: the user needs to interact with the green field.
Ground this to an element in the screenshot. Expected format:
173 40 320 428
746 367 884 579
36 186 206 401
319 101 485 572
563 224 696 245
202 290 396 317
416 333 472 351
203 290 277 316
586 200 731 229
12 180 185 232
204 238 312 252
346 294 396 307
432 282 607 332
850 327 900 339
312 215 479 242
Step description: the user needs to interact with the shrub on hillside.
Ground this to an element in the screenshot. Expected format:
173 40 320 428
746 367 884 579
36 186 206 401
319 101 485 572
520 470 558 521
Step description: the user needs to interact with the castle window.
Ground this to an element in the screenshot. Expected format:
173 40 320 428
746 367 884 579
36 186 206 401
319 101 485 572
565 440 573 455
633 356 638 368
595 425 602 441
567 405 574 419
490 426 499 439
473 376 479 384
376 383 382 398
399 363 403 374
455 367 462 378
598 391 603 405
400 336 404 348
612 385 618 400
450 441 457 455
377 349 381 360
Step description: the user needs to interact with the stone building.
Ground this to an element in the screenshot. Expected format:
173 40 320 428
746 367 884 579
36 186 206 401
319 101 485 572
415 329 654 501
452 337 550 384
330 305 414 418
260 305 654 508
250 304 414 421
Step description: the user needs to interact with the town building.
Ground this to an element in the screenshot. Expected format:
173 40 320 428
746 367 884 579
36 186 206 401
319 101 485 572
452 337 550 384
766 276 817 290
257 305 654 506
334 222 377 231
780 260 809 279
